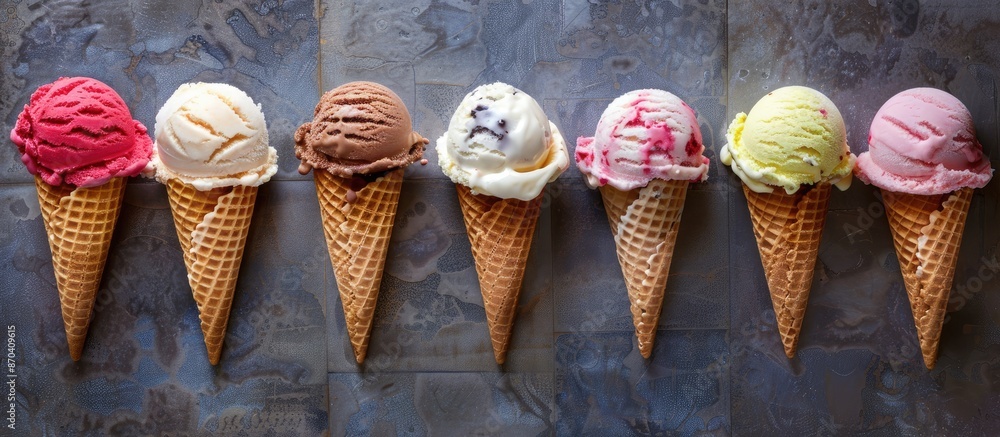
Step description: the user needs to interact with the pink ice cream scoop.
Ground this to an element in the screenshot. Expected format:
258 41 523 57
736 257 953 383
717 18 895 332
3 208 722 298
575 89 709 190
855 87 993 194
11 77 153 187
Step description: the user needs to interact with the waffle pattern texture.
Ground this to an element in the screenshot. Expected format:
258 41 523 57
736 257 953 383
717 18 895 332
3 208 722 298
883 187 972 369
35 175 126 360
166 179 258 365
743 183 831 358
599 179 688 358
456 184 542 364
315 169 404 364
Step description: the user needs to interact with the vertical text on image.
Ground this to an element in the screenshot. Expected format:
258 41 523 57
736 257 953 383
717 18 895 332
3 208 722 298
6 325 15 430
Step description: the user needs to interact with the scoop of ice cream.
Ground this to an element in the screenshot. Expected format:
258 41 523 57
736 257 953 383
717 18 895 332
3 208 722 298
855 88 993 194
10 77 152 188
721 86 855 194
151 82 276 190
294 81 426 177
437 82 569 200
575 89 709 191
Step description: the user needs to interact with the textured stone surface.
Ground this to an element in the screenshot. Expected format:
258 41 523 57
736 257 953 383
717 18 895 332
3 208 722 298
2 0 1000 435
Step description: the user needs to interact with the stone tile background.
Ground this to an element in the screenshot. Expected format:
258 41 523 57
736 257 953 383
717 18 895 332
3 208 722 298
1 0 999 435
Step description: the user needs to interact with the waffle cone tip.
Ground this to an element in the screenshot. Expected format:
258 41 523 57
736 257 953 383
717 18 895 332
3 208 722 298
353 342 368 364
493 345 508 365
782 341 796 359
779 317 800 358
69 342 84 361
923 351 937 369
638 334 653 359
486 296 515 365
206 336 223 365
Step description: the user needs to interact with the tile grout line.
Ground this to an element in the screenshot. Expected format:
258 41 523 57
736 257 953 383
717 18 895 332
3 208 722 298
724 0 734 434
550 4 566 432
316 0 325 95
548 177 562 430
315 3 336 423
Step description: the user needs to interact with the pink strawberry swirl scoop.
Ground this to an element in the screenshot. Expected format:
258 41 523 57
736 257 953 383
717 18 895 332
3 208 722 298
11 77 152 187
575 89 709 190
855 87 993 195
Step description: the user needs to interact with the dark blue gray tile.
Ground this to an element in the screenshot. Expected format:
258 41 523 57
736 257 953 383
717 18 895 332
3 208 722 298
551 181 633 333
554 329 729 436
330 372 553 436
556 0 727 98
729 344 1000 435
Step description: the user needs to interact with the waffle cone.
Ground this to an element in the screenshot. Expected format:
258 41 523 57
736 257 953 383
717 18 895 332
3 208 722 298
34 175 126 361
882 188 972 369
742 183 831 358
166 179 258 365
599 179 688 358
314 169 403 364
456 185 542 364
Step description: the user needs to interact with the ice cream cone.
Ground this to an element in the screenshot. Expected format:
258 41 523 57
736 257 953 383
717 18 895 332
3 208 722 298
742 183 831 358
598 179 688 358
165 179 258 365
882 187 972 369
315 169 404 364
456 184 542 364
34 175 126 361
